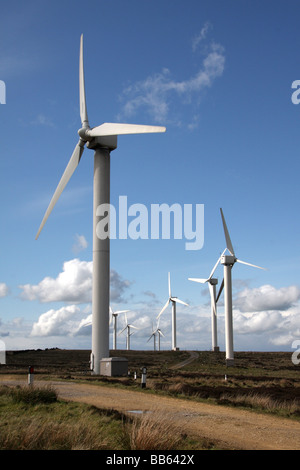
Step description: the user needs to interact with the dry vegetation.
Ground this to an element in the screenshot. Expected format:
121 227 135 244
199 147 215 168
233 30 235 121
0 384 204 450
0 348 299 449
2 348 300 418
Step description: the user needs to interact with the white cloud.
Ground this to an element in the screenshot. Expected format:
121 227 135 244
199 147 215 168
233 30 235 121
19 259 131 304
31 305 80 337
192 22 212 51
20 259 93 303
0 283 9 298
72 234 88 254
234 310 284 335
234 284 300 312
118 35 225 126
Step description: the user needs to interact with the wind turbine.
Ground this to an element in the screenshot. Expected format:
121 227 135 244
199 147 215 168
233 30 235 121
110 307 129 350
147 319 165 351
35 35 166 374
218 208 266 366
157 272 189 351
188 256 222 352
119 313 139 351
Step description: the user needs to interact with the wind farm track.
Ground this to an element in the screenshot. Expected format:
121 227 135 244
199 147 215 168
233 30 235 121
170 350 199 369
2 374 300 450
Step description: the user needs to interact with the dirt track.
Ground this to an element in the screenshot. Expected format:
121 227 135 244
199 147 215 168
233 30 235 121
2 375 300 450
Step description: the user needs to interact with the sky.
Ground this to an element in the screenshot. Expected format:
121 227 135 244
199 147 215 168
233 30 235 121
0 0 300 355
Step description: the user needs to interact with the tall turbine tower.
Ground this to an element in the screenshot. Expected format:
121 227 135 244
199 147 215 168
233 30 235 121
157 272 189 351
147 320 165 351
188 256 221 352
110 307 129 350
119 313 139 351
218 208 265 366
35 35 166 374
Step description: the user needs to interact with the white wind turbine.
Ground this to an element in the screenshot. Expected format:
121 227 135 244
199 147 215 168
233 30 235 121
35 35 166 374
157 272 189 351
119 313 139 351
188 256 222 352
147 319 165 351
217 208 266 366
110 307 129 351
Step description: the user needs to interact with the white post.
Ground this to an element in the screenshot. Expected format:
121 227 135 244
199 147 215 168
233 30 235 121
91 146 110 374
28 366 34 386
141 367 147 388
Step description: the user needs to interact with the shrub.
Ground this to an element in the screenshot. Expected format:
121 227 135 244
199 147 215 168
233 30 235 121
128 410 183 450
3 385 58 405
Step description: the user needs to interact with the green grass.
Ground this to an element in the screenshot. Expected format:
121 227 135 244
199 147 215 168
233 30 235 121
0 385 129 450
0 385 211 450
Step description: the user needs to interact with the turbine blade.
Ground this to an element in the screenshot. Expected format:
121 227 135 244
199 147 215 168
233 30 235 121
172 297 189 307
35 141 84 239
208 256 221 280
147 334 154 342
220 208 235 256
236 259 266 270
79 34 89 128
157 299 170 319
188 277 208 284
216 278 224 303
86 123 166 137
118 326 127 335
158 329 165 337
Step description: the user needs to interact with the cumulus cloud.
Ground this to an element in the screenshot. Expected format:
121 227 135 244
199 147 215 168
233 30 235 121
0 283 9 298
19 259 131 304
234 310 284 335
20 259 93 303
110 269 131 302
234 284 300 312
118 28 225 126
31 305 81 337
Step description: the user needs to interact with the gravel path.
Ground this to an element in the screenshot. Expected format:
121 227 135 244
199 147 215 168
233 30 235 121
2 375 300 450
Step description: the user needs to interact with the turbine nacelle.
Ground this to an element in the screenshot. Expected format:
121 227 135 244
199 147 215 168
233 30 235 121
220 254 236 266
189 277 218 286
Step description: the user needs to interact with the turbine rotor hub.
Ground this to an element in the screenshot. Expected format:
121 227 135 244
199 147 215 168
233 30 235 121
78 127 91 141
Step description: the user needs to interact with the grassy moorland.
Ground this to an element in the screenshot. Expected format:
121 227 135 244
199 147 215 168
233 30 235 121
0 349 299 450
1 348 300 418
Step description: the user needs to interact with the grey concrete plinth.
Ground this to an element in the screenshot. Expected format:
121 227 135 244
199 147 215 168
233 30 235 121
100 357 128 376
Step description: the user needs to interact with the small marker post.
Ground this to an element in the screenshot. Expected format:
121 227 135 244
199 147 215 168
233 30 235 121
141 366 147 388
28 366 34 386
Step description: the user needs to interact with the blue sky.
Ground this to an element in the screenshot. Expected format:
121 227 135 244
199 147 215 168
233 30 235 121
0 0 300 354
